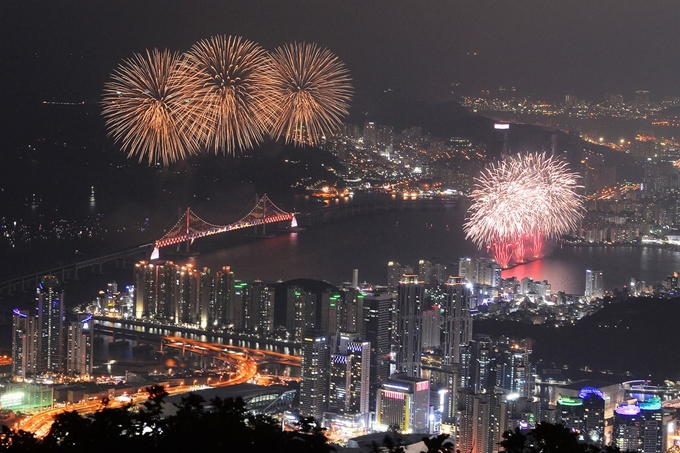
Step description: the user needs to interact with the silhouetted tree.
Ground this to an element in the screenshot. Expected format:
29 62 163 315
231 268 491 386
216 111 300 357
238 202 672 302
2 388 337 453
500 422 622 453
421 433 452 453
500 426 530 453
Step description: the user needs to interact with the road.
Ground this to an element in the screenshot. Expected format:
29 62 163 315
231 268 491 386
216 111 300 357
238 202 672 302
16 336 280 438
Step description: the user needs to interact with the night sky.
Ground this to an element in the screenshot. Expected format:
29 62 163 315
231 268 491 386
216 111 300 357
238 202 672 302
2 1 680 140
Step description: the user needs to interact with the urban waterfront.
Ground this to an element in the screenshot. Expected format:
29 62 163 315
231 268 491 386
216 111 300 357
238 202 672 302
152 200 680 296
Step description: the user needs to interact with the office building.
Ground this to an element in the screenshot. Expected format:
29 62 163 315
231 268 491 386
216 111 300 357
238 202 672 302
556 381 624 446
614 404 642 452
613 398 662 453
375 376 430 434
640 398 663 453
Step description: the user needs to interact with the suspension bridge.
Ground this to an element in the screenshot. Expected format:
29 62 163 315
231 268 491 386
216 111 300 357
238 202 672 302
153 194 295 251
0 195 455 295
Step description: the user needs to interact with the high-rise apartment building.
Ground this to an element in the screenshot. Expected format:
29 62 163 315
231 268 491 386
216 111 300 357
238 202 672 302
459 389 510 453
396 275 424 377
387 262 414 290
585 269 604 299
496 338 534 398
300 331 329 420
12 277 92 379
442 277 472 366
361 289 392 411
134 261 175 320
65 313 93 377
421 308 441 349
328 340 370 416
12 309 38 378
251 281 275 334
214 266 234 327
37 276 65 373
134 261 212 327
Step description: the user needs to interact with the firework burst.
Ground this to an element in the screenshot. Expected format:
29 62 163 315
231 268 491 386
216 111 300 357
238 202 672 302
464 153 584 267
270 42 352 146
184 35 277 155
102 49 201 166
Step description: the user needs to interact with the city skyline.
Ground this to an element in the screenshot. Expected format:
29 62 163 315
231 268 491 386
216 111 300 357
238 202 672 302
5 3 680 450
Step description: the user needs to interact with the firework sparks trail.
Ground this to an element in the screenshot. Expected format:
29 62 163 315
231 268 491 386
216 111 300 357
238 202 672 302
531 230 544 258
103 39 352 164
514 237 527 263
102 49 202 166
184 35 277 155
270 42 353 146
464 153 584 268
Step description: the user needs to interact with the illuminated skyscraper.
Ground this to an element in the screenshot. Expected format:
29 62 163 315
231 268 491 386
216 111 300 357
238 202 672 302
387 261 402 290
251 280 275 334
214 266 235 327
585 269 604 298
459 389 510 453
387 262 414 290
496 338 534 398
37 276 65 373
134 261 175 320
328 341 370 417
134 261 211 326
300 331 329 420
231 280 249 330
12 309 38 378
65 313 93 377
361 289 392 411
396 275 424 377
421 308 441 349
639 398 663 453
175 264 211 328
458 258 479 284
468 335 494 393
442 276 472 366
337 287 363 333
376 376 430 434
13 276 66 377
418 260 433 284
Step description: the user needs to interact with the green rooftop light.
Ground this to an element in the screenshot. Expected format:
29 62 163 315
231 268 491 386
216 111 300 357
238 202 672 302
558 395 583 406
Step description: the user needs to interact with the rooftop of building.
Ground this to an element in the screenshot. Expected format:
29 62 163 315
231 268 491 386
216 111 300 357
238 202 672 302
557 379 620 391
